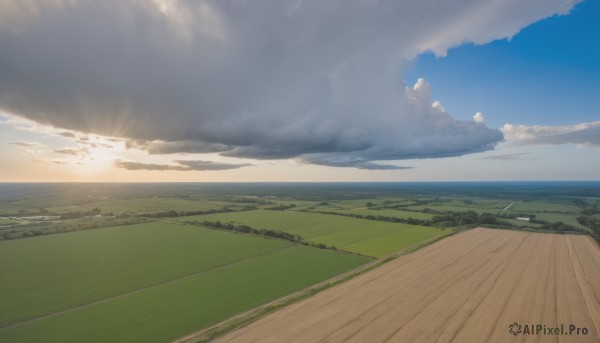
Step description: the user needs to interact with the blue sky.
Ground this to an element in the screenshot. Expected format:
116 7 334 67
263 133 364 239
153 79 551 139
404 0 599 128
0 0 598 181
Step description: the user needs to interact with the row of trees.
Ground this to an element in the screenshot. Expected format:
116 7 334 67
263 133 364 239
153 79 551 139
301 209 587 234
266 204 297 211
0 217 149 240
431 211 501 227
189 220 339 251
190 220 302 242
300 209 429 226
133 206 255 218
59 207 102 220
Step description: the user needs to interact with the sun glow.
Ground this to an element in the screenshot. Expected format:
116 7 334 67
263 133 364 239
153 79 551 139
74 136 127 175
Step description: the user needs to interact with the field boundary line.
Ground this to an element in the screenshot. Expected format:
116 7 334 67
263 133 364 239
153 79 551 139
0 244 296 332
174 229 461 343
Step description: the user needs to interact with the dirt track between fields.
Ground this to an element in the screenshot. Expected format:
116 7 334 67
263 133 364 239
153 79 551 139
218 228 600 343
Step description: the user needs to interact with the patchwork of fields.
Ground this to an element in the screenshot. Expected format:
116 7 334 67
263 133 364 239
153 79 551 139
0 222 369 342
177 210 449 258
219 228 600 343
2 183 599 342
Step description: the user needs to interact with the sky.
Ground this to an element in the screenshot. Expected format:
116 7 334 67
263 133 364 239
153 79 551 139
0 0 598 182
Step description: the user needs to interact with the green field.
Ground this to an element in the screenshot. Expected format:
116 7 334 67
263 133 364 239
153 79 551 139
404 204 497 214
0 218 23 225
0 222 368 342
0 222 291 325
333 208 436 220
178 210 449 257
532 213 588 230
509 202 581 213
48 198 239 214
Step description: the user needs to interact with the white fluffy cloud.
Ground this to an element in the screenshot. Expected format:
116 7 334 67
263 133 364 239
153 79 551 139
0 0 579 168
473 112 485 123
503 121 600 146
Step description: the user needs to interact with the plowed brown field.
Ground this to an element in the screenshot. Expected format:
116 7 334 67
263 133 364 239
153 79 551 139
218 228 600 343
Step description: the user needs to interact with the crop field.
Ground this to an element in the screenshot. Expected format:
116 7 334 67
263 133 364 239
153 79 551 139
177 210 449 257
0 222 368 342
219 228 600 343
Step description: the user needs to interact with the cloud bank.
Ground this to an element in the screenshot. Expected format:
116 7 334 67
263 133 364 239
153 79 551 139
114 159 252 171
0 0 579 168
503 122 600 146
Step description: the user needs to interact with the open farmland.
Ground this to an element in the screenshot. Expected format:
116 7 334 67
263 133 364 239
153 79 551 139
219 228 600 343
0 222 369 342
177 210 449 258
48 198 241 215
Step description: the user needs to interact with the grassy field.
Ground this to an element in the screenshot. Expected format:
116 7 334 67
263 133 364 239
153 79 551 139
0 197 245 217
509 201 581 213
0 200 50 215
0 222 292 325
0 218 24 225
0 222 368 341
48 198 240 214
403 204 497 214
0 243 366 343
532 212 588 230
178 210 449 257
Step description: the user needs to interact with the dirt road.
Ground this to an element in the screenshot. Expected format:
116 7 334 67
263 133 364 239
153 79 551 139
218 228 600 343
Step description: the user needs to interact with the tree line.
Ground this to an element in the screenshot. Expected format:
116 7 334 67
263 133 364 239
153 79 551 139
300 209 587 234
187 220 340 252
0 217 150 240
133 206 255 218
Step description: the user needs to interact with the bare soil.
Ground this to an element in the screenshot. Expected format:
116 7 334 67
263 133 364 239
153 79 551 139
218 228 600 343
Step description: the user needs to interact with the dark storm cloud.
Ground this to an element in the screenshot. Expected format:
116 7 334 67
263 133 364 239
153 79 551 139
0 0 578 168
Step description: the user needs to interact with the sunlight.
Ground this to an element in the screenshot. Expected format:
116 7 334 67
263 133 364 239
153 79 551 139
76 136 127 176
